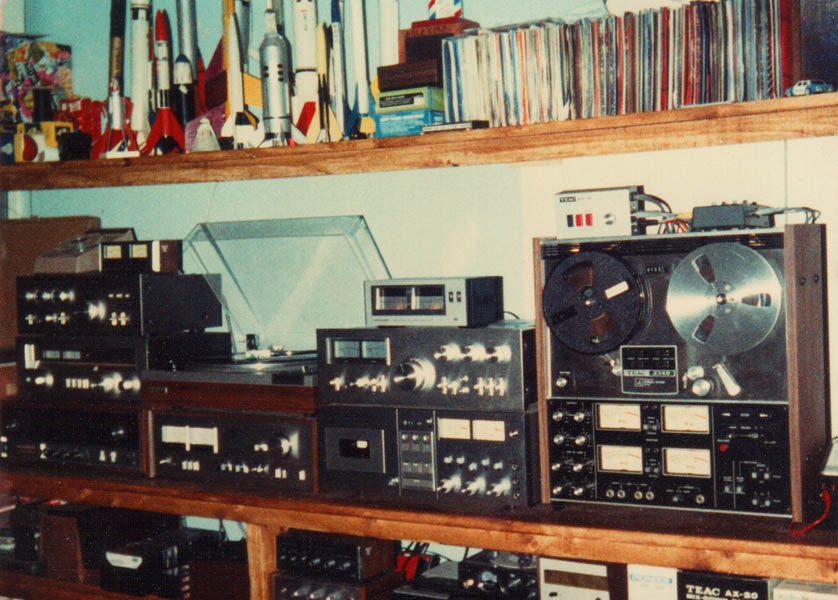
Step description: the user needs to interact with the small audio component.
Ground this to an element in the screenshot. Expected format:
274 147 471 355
276 530 398 582
538 557 626 600
318 322 535 412
676 569 770 600
17 273 221 336
390 560 465 600
0 403 146 474
16 333 231 403
555 186 641 239
536 225 828 520
40 504 180 585
33 227 135 274
273 571 405 600
318 405 539 509
100 239 183 273
364 277 503 327
100 528 226 599
0 363 16 400
457 551 537 599
150 409 316 493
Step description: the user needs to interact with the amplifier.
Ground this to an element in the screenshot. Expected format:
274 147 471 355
457 551 537 598
535 225 829 520
318 405 539 510
17 273 221 336
273 571 405 600
364 277 503 327
100 528 227 599
16 333 231 403
276 530 398 582
0 402 146 474
317 322 535 412
150 409 317 493
538 557 626 600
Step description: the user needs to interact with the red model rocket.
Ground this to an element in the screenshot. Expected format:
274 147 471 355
144 10 185 154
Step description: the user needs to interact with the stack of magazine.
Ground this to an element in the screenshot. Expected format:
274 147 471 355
441 0 787 127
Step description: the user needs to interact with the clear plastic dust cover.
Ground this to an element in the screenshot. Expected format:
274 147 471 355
182 216 390 356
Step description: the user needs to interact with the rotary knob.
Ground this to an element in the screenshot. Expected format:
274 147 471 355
392 358 436 391
275 435 293 457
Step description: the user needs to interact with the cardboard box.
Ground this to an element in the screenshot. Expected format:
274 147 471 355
0 216 100 359
1 33 73 123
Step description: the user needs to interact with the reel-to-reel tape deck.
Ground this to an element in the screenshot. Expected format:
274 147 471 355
535 224 828 520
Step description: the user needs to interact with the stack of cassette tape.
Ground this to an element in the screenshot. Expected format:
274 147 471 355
1 233 225 475
141 216 390 494
534 224 829 521
316 276 543 511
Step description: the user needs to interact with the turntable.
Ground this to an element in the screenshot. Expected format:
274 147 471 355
142 216 391 414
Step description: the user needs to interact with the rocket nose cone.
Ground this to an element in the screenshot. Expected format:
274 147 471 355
155 9 169 42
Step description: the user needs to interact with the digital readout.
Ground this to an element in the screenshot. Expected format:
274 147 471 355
597 403 642 430
598 445 643 473
663 448 711 477
662 405 710 433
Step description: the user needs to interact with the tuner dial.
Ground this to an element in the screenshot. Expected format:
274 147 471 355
392 358 436 391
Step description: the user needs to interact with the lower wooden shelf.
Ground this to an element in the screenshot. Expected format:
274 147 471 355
3 468 838 585
0 570 168 600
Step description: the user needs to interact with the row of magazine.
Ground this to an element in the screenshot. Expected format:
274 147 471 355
441 0 789 127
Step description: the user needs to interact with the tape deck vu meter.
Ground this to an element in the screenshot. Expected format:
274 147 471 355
535 224 828 520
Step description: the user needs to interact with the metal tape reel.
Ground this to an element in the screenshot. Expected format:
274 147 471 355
542 250 644 354
665 242 782 356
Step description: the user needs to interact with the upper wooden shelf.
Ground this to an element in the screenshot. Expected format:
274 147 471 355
3 469 838 584
3 94 838 192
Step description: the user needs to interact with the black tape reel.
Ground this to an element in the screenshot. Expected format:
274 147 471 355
542 250 644 354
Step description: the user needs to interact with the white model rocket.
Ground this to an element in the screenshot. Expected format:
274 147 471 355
378 0 399 67
220 13 264 148
348 0 374 136
175 0 200 78
129 0 152 142
292 0 320 136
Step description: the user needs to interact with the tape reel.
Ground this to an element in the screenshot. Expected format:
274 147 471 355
542 251 645 354
665 242 782 356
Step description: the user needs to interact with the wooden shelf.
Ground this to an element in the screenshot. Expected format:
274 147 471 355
3 469 838 585
0 570 168 600
3 94 838 191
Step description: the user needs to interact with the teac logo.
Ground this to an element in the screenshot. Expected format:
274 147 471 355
558 195 577 203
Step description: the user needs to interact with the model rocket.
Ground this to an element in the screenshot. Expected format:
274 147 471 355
95 0 140 157
348 0 374 137
292 0 319 137
130 0 152 141
172 54 196 126
329 0 348 136
378 0 399 67
235 0 252 63
259 0 293 145
144 10 185 154
175 0 199 77
220 13 263 148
